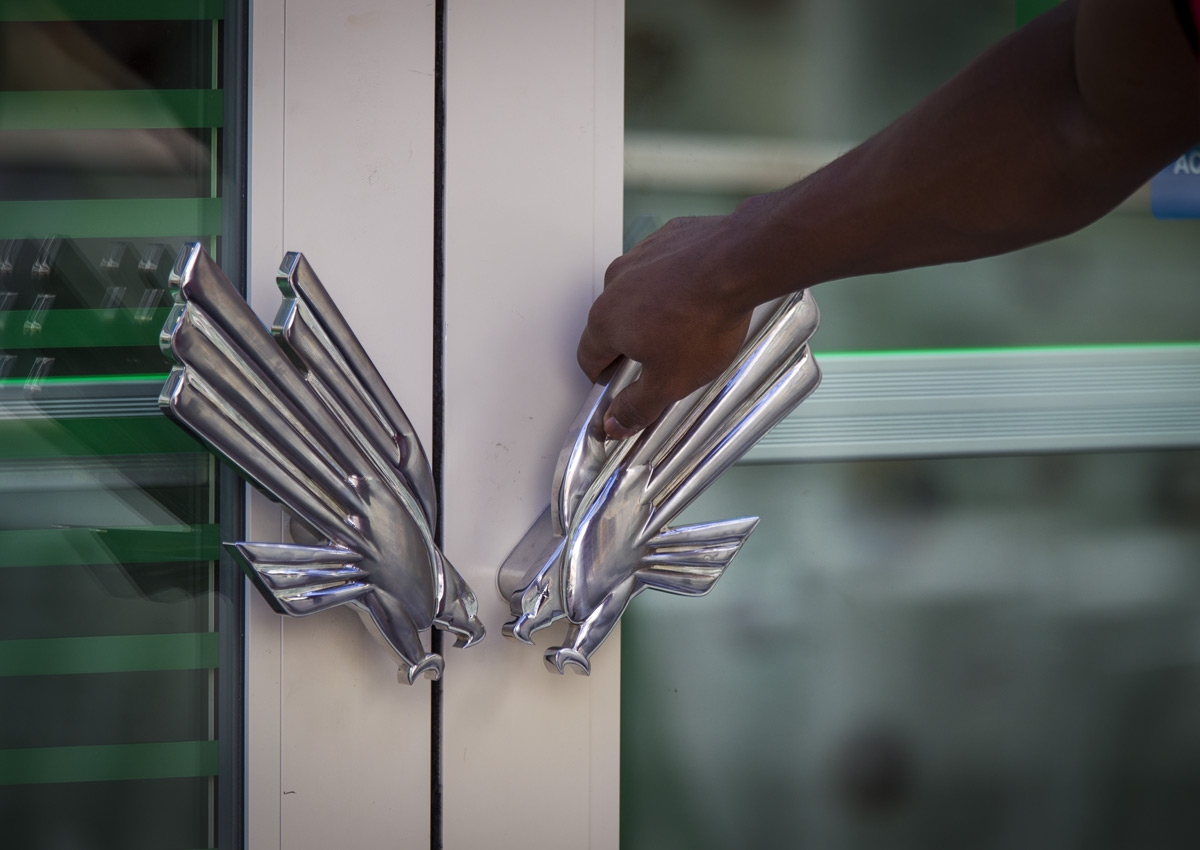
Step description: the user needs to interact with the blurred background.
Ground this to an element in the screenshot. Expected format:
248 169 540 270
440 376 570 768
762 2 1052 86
623 0 1197 351
619 2 1200 848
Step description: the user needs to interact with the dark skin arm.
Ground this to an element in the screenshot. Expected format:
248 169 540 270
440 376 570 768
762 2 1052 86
579 0 1200 438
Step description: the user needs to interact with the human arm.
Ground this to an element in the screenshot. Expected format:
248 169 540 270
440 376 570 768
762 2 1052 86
579 0 1200 438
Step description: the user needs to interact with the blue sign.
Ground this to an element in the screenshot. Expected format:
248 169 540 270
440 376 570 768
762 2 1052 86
1150 145 1200 219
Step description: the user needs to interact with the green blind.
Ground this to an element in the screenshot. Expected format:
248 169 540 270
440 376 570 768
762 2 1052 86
0 4 240 848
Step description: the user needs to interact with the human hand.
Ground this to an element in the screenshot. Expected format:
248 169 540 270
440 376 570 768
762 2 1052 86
577 214 757 439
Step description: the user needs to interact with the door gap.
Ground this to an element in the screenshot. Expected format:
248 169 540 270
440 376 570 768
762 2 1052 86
430 2 448 849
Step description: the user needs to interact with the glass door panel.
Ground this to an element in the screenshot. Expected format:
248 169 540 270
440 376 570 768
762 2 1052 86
622 452 1200 850
0 2 243 847
623 5 1200 847
624 0 1200 352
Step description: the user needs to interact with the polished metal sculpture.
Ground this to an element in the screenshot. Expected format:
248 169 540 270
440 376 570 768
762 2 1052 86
498 290 821 674
159 244 484 683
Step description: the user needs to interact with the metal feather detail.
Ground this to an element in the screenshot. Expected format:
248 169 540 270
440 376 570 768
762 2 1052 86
159 244 484 683
498 290 821 675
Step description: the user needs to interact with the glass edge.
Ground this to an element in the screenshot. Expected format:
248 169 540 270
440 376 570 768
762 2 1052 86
216 1 248 848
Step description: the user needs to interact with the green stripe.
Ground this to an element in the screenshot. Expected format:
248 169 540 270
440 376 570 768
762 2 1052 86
0 373 166 386
0 417 200 459
0 306 172 349
0 741 218 785
0 198 222 240
822 341 1200 360
0 90 223 131
0 524 221 568
1015 0 1060 26
0 0 224 21
0 633 219 676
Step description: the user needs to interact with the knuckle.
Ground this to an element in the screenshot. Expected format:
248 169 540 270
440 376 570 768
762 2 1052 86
612 398 647 429
577 347 600 379
613 386 662 430
576 322 619 382
585 290 608 319
585 297 619 339
603 255 627 287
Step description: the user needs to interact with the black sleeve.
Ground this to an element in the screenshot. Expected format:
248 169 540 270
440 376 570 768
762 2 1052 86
1173 0 1198 54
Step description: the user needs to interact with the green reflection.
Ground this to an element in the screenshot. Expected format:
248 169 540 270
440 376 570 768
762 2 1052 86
0 373 167 386
0 90 224 131
0 0 224 21
0 524 221 568
0 3 236 846
0 419 200 459
820 341 1200 361
0 741 218 785
1015 0 1062 27
0 633 218 676
0 307 172 349
0 199 222 240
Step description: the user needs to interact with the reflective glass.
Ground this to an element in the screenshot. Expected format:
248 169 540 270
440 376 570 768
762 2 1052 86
622 3 1200 846
621 452 1200 849
0 3 242 847
624 0 1200 352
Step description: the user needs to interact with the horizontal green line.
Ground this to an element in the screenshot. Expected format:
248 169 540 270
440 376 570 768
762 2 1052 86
0 417 201 459
0 306 172 349
0 633 218 676
0 198 222 240
1015 0 1060 27
0 523 221 568
0 90 223 131
0 740 218 785
0 373 166 386
821 341 1200 361
0 0 223 21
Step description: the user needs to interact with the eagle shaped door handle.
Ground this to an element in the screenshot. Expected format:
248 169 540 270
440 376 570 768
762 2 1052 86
159 244 484 684
498 290 821 675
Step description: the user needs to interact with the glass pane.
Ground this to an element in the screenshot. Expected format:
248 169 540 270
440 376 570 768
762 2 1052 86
0 3 242 848
621 451 1200 849
624 0 1200 352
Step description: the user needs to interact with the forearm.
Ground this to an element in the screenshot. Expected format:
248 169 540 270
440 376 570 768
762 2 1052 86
712 0 1199 310
580 0 1199 436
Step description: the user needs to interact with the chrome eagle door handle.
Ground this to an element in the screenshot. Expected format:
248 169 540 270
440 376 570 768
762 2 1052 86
498 290 821 674
159 244 484 684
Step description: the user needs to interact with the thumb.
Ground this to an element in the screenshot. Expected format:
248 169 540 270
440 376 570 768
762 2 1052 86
603 373 671 439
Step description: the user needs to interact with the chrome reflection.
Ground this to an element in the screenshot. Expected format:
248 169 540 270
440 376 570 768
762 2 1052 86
159 244 484 684
498 290 821 674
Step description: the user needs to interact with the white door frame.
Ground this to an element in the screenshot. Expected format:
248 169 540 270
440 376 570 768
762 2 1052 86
243 2 623 848
441 4 623 848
